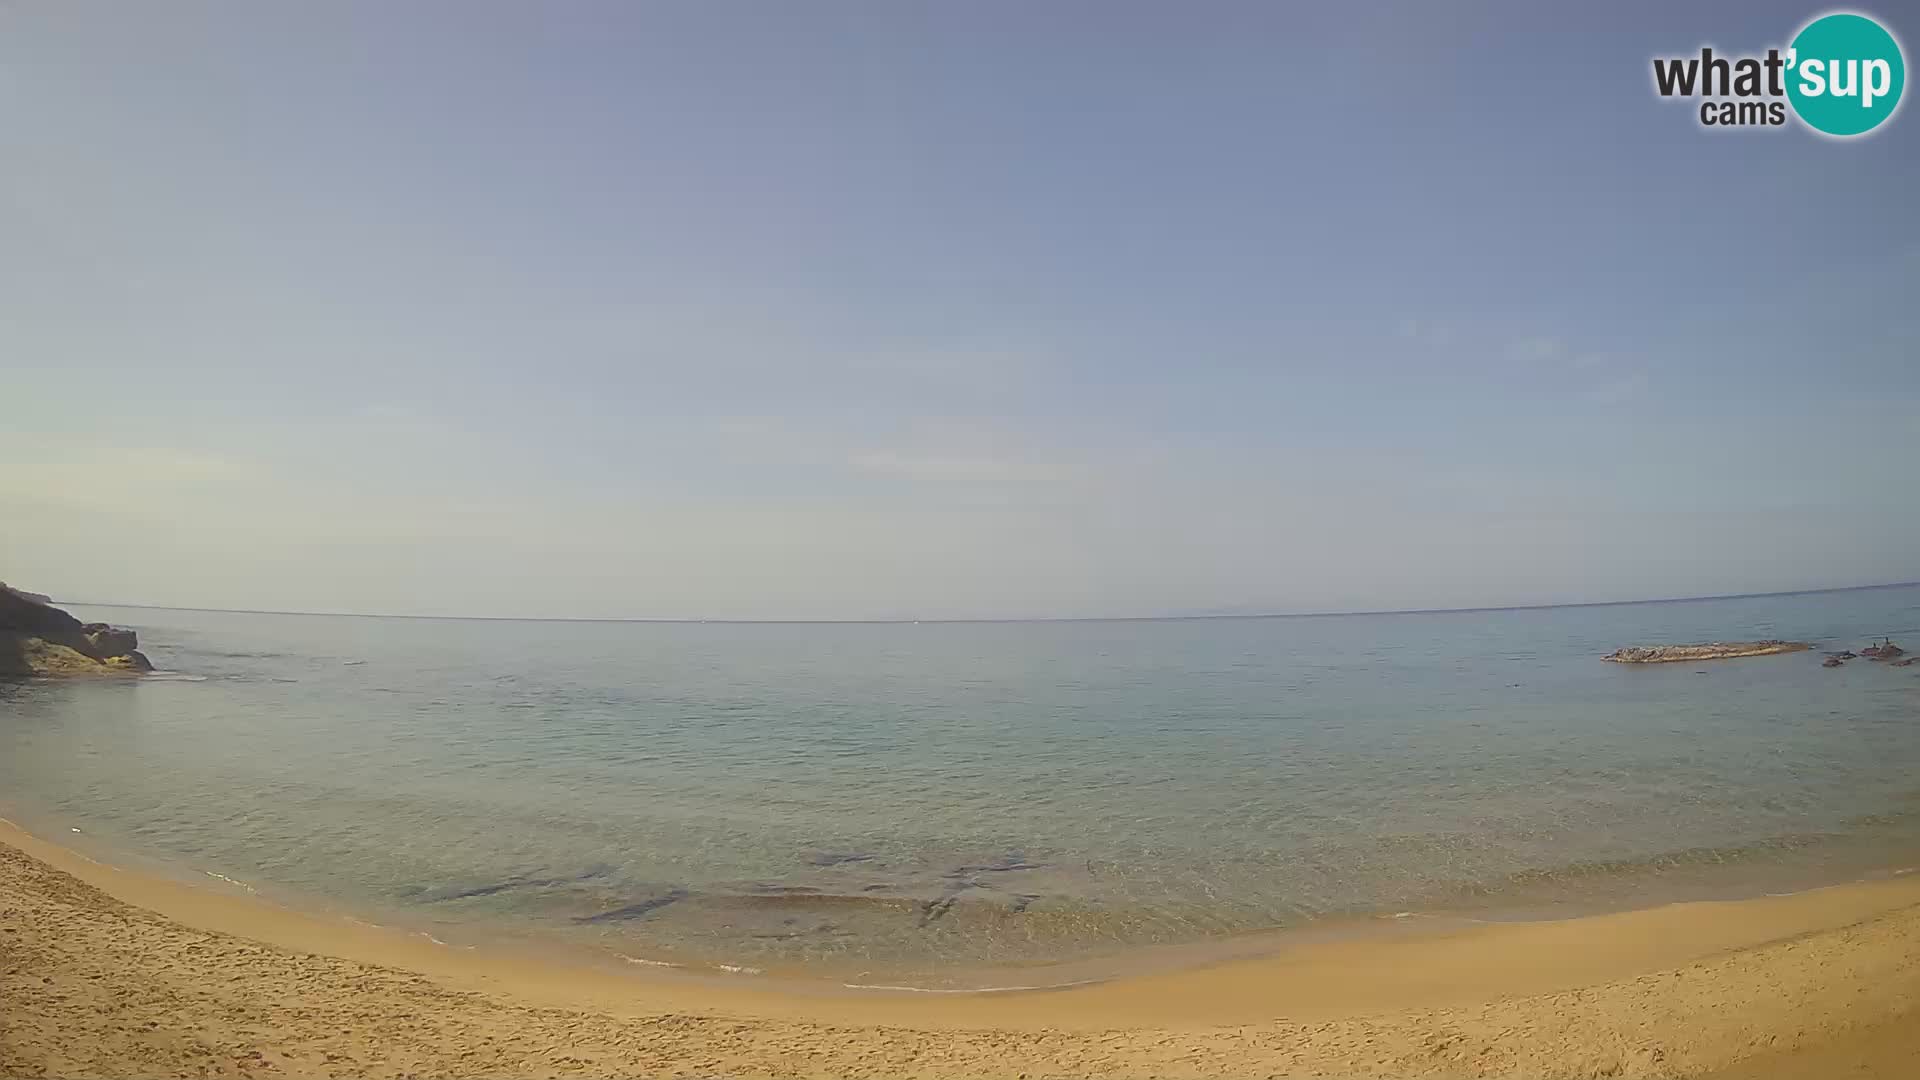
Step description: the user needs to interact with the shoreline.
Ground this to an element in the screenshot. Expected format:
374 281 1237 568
15 800 1920 997
7 820 1920 1076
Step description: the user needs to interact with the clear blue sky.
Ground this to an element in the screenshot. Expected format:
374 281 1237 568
3 2 1916 619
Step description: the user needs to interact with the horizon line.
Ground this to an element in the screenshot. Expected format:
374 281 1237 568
54 579 1920 626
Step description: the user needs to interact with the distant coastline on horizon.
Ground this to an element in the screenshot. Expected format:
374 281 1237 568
50 578 1920 625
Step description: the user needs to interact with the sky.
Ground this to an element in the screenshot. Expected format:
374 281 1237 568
3 1 1917 620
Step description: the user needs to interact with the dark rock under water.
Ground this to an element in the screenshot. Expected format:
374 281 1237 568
573 889 692 924
418 863 614 903
806 851 877 867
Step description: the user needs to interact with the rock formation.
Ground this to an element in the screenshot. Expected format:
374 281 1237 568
1602 641 1813 663
1861 638 1906 661
0 583 151 677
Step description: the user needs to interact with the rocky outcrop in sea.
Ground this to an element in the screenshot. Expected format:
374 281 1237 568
0 583 151 676
1861 638 1906 661
1601 641 1812 663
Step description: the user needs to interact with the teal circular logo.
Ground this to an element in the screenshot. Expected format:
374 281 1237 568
1787 13 1906 136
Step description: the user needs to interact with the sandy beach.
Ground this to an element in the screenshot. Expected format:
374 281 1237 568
3 821 1917 1078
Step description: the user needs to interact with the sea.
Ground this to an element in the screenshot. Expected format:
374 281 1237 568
4 586 1918 989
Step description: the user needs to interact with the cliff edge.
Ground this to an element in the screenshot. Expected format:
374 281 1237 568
0 584 152 677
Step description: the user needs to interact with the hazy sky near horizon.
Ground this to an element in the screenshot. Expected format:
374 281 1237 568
4 1 1918 619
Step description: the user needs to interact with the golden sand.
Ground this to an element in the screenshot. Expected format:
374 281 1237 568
2 818 1916 1078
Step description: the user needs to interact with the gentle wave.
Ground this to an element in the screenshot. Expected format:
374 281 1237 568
203 870 256 893
615 953 681 968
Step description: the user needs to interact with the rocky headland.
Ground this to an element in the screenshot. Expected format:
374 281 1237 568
1601 640 1813 663
0 583 151 677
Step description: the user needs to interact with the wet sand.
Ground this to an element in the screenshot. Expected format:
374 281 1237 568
3 818 1918 1078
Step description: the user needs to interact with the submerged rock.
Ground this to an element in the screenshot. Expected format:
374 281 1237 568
807 852 877 868
0 583 151 677
1602 641 1813 663
1823 656 1846 668
573 889 690 924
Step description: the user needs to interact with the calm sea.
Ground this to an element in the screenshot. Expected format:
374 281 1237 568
4 587 1919 986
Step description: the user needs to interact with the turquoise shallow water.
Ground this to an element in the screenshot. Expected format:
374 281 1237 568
3 587 1919 984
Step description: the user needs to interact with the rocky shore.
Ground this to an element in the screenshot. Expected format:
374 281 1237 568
1601 641 1812 663
0 583 151 677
